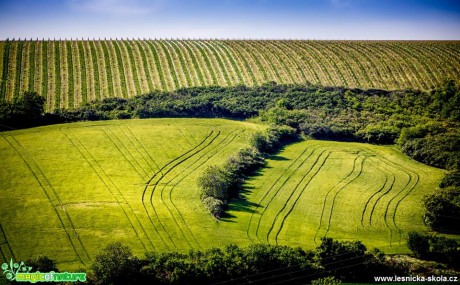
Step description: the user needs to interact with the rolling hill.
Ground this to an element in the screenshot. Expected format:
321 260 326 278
0 40 459 111
0 119 444 271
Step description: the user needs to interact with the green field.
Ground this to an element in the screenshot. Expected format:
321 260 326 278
241 141 444 253
1 40 459 110
0 119 444 271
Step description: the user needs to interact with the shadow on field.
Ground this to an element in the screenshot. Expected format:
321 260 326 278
267 154 289 161
221 198 260 222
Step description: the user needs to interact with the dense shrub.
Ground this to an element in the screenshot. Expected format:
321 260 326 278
0 91 45 130
407 232 460 267
202 196 225 219
199 126 298 218
91 242 142 285
423 187 460 233
407 232 430 258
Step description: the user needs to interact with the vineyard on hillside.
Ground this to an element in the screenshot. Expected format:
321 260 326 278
0 40 459 111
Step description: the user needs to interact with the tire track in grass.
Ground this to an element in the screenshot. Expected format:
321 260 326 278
121 127 160 173
101 129 149 179
360 163 390 227
314 154 363 244
368 160 397 227
323 156 367 238
265 150 329 244
363 147 416 246
165 130 242 249
159 130 240 249
2 136 89 266
147 131 221 249
275 151 352 244
141 131 214 249
253 147 319 243
370 156 414 246
0 246 6 263
393 174 419 244
105 127 151 178
245 146 311 243
267 151 332 244
0 224 15 262
60 128 153 251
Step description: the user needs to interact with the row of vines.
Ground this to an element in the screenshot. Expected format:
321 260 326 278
0 39 459 110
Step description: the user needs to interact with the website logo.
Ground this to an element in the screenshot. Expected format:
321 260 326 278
2 259 86 283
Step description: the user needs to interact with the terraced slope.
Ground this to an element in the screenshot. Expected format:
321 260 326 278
0 120 444 270
0 40 459 111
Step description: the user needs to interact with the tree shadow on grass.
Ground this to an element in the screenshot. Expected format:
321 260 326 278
220 199 261 222
220 185 261 222
267 154 289 161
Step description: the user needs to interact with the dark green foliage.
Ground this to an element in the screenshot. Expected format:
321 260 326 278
407 232 430 258
314 237 372 281
16 240 413 285
91 242 142 285
0 91 45 129
199 146 265 218
199 126 296 218
25 255 58 272
440 171 460 188
2 82 459 170
142 243 316 285
423 187 460 233
407 232 460 267
199 165 231 200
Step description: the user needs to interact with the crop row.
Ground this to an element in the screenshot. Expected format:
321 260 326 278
0 39 459 110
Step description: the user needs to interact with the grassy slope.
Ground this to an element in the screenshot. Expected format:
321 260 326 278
0 118 264 270
0 40 459 110
0 120 445 271
236 140 444 254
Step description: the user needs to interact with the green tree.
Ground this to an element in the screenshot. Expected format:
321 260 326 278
91 242 141 285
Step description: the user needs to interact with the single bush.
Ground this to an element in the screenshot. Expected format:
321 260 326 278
202 196 225 219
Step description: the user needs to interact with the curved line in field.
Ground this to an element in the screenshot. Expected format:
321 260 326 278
3 136 90 265
250 41 284 84
368 163 396 226
141 130 214 203
362 146 418 246
324 156 367 238
252 147 319 243
266 41 300 83
224 41 257 85
275 151 334 244
139 130 213 249
266 150 329 244
61 128 154 251
360 162 389 227
245 146 311 243
203 41 232 86
313 153 363 244
147 131 220 249
163 130 242 250
390 168 420 244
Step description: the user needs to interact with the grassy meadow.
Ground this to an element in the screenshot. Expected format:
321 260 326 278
0 119 445 271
